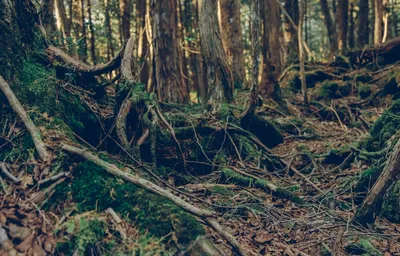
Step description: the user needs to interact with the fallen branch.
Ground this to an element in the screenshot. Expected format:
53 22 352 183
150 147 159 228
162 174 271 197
61 143 247 255
355 138 400 224
0 162 20 183
46 44 125 75
0 76 50 164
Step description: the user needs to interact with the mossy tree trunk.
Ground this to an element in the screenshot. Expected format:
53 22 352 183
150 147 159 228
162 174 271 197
0 0 37 80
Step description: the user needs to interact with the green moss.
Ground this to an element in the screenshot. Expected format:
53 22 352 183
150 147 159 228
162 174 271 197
315 81 338 100
367 99 400 151
344 238 382 256
221 168 304 204
57 218 107 254
358 84 373 99
381 179 400 223
49 161 204 245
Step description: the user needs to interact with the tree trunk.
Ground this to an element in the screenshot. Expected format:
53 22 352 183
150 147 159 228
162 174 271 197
136 0 149 84
320 0 338 54
355 138 400 224
87 0 96 64
55 0 72 47
284 0 299 64
42 0 57 39
336 0 349 54
219 0 245 89
0 0 37 80
152 0 188 103
374 0 383 45
259 0 283 101
120 0 131 42
104 0 115 61
349 3 355 49
194 0 207 106
299 0 308 105
357 0 369 47
198 0 234 106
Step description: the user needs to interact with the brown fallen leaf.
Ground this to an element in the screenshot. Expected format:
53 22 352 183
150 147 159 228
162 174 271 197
253 230 273 244
15 232 35 253
8 224 32 241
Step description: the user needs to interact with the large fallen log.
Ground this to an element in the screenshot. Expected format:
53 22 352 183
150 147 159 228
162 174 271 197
46 43 125 75
355 138 400 224
61 143 247 255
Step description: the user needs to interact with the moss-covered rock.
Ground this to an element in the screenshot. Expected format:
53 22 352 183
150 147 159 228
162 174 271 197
344 238 383 256
49 161 205 245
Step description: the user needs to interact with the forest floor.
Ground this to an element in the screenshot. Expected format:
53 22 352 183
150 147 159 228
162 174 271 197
2 38 400 255
3 89 400 256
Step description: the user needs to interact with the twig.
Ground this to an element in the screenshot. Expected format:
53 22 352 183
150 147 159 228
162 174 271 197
38 171 69 185
0 162 20 183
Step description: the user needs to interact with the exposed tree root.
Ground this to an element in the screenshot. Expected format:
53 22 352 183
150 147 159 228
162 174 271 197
61 143 247 255
46 44 125 75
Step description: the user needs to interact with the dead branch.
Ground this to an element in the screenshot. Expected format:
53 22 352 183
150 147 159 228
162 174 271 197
61 143 247 255
355 138 400 224
0 76 50 164
46 44 125 75
0 162 20 183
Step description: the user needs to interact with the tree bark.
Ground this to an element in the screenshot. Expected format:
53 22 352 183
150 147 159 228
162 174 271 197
42 0 57 38
87 0 96 64
374 0 383 45
120 0 131 42
336 0 349 54
355 138 400 224
136 0 149 84
152 0 188 103
299 0 308 105
284 0 299 64
198 0 234 106
219 0 245 89
357 0 369 47
349 3 355 49
103 0 115 61
320 0 338 54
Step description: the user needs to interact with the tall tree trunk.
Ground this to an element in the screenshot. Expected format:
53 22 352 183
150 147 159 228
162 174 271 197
357 0 369 47
177 0 189 93
219 0 245 89
120 0 131 41
80 0 88 62
104 0 115 61
0 0 37 80
259 0 284 101
381 0 389 43
87 0 96 64
299 0 308 105
136 0 149 84
374 0 383 45
349 3 355 49
320 0 338 54
284 0 299 64
152 0 188 103
194 0 207 106
336 0 349 54
42 0 57 38
55 0 72 46
198 0 234 106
